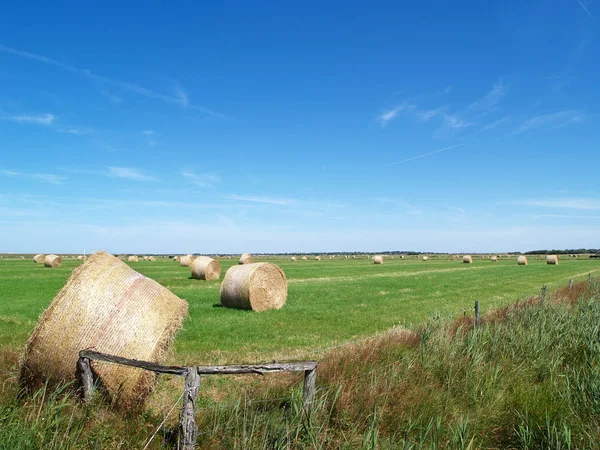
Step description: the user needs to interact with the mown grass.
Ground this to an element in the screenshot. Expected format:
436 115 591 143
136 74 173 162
1 278 599 448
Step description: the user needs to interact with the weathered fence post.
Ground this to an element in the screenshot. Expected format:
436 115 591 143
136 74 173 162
474 300 480 327
76 356 94 401
179 368 201 450
541 285 547 304
302 367 317 413
570 278 574 293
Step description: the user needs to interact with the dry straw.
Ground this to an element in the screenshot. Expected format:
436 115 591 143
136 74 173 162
291 256 297 261
517 255 528 265
20 251 188 407
44 255 62 268
547 255 559 265
191 256 221 280
452 255 459 261
463 255 473 264
148 256 156 262
220 262 287 312
33 254 45 264
179 255 194 267
239 253 254 265
128 255 139 263
372 255 383 264
422 256 429 261
315 256 321 261
491 256 498 262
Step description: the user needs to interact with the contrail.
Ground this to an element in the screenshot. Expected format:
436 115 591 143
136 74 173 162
384 141 475 167
578 0 596 20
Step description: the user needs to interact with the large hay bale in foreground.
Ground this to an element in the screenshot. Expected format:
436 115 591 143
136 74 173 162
20 251 188 407
517 256 528 266
44 255 62 268
373 255 383 264
220 263 287 311
180 255 194 267
33 254 45 263
128 255 138 263
191 256 221 280
239 253 254 265
463 255 473 264
547 255 559 265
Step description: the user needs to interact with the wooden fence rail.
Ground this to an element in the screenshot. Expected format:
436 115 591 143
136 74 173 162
77 350 317 450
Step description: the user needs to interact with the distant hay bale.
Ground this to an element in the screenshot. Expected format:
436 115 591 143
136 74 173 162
191 256 221 280
463 255 473 264
143 256 149 261
344 255 348 259
20 251 188 407
180 255 194 267
220 262 287 312
291 256 297 261
517 256 528 265
315 256 321 261
227 256 232 260
33 254 45 264
239 253 254 265
373 255 383 264
422 256 429 261
547 255 559 265
148 256 156 262
573 254 579 258
128 255 139 263
452 255 459 261
77 255 87 261
400 255 405 259
44 255 62 268
491 256 498 262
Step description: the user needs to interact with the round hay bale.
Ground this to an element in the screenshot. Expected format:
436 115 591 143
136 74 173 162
517 256 528 266
174 256 180 262
400 255 405 259
227 256 232 260
180 255 194 267
239 253 254 265
33 254 45 264
291 256 297 261
547 255 559 265
191 256 221 280
301 256 308 261
44 255 62 268
372 255 383 264
573 254 579 258
491 256 498 262
20 251 188 407
143 256 149 261
148 256 156 262
128 255 139 263
452 255 459 261
220 263 287 312
422 256 429 261
463 255 473 264
315 256 321 261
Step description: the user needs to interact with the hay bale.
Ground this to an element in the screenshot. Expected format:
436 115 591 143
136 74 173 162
20 251 188 407
148 256 156 262
291 256 297 261
239 253 254 265
452 255 459 261
180 255 194 267
373 255 383 264
547 255 559 265
33 254 45 264
315 256 321 261
44 255 62 268
517 256 528 265
174 256 180 262
128 255 139 263
302 256 308 261
400 255 405 259
573 254 579 258
491 256 498 262
463 255 473 264
422 256 429 261
220 263 287 311
227 256 232 260
191 256 221 280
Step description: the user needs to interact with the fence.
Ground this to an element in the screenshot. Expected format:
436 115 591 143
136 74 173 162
77 350 317 450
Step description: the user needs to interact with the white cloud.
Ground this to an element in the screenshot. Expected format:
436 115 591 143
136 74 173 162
514 111 584 134
142 130 156 136
479 116 511 133
469 79 508 112
106 167 157 182
510 197 600 210
180 171 220 188
225 194 294 205
1 169 64 184
1 113 55 125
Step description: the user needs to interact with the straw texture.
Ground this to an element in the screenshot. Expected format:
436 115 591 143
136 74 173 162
518 256 528 265
220 262 287 312
547 255 559 265
191 256 221 280
20 251 188 407
128 255 138 263
239 253 254 265
372 255 383 264
463 255 473 264
34 254 45 264
44 255 62 268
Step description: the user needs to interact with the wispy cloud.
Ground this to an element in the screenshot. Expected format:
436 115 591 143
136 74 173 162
58 126 92 135
385 141 474 167
479 115 511 133
0 44 226 118
510 197 600 210
181 171 221 188
513 110 584 134
1 112 55 125
468 79 508 113
378 104 408 127
106 167 157 182
416 107 444 122
142 130 156 136
225 194 294 205
578 0 596 20
1 169 65 184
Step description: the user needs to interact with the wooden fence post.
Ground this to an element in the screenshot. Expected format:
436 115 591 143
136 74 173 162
570 278 574 293
474 300 480 327
76 356 94 401
179 368 201 450
302 368 317 413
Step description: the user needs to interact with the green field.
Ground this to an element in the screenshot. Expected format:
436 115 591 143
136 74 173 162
1 255 598 365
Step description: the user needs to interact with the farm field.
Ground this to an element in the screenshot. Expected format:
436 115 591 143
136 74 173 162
1 254 598 365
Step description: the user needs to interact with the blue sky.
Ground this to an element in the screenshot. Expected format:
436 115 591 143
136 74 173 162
1 1 598 254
